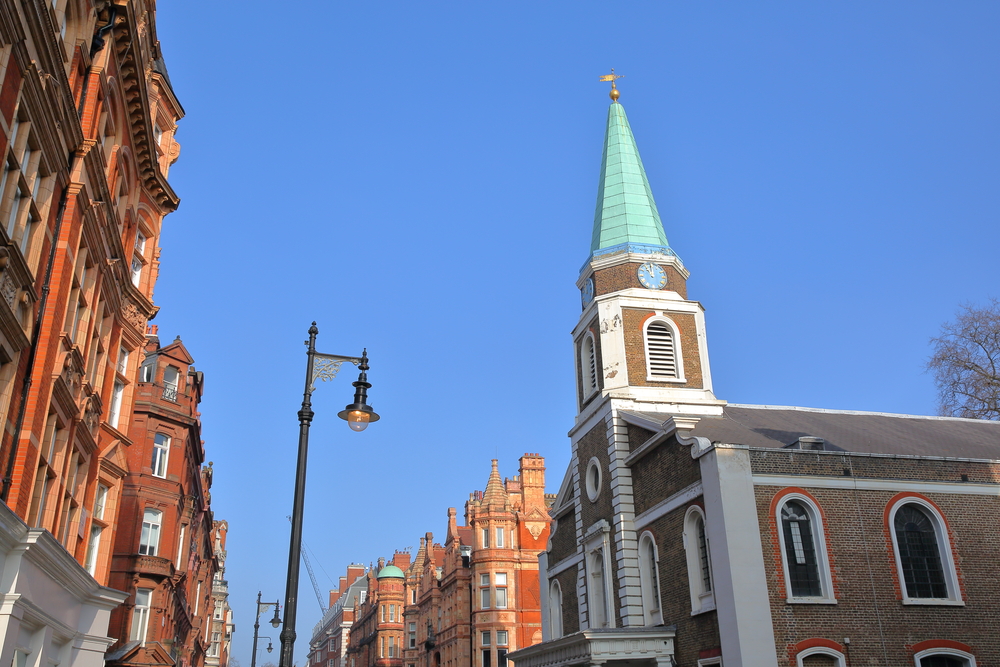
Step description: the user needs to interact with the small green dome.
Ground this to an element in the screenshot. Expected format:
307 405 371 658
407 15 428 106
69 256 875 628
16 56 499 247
377 565 404 579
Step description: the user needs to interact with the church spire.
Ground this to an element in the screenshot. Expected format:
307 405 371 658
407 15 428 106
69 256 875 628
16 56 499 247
590 100 672 257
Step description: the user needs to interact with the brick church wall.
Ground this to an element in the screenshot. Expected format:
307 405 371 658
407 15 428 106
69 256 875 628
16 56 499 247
621 309 702 389
752 451 1000 664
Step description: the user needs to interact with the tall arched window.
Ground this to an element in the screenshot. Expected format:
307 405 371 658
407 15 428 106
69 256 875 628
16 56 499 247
888 497 961 604
776 494 835 602
581 333 598 398
643 318 684 381
894 504 947 598
547 580 563 639
683 506 714 614
637 532 662 625
139 508 161 556
588 550 609 628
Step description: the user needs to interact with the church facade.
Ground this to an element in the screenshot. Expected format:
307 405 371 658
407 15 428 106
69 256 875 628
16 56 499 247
508 84 1000 667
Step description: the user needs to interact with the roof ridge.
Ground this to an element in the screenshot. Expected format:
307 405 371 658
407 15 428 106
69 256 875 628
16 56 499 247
726 403 1000 425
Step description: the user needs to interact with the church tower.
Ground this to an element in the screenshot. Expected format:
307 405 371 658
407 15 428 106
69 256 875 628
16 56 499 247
574 84 724 423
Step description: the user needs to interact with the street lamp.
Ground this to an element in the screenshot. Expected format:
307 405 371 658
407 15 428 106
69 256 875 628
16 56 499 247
251 592 281 667
277 323 379 667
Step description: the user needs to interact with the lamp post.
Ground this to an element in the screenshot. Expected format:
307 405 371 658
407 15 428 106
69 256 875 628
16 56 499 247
251 592 281 667
277 323 379 667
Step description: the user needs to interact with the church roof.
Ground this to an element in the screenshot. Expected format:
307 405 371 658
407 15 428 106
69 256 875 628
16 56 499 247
624 405 1000 460
590 101 671 257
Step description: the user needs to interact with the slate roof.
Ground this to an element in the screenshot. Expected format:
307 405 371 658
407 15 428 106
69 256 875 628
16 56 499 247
623 405 1000 460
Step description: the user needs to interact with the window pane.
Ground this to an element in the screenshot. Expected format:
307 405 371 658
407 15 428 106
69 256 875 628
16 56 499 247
696 517 712 592
481 587 490 609
919 657 968 667
496 631 507 646
894 504 947 598
781 501 822 597
496 587 507 609
481 631 490 646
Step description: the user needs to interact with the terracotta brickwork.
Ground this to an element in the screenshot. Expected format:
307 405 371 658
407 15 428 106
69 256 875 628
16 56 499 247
106 334 227 667
592 262 687 300
620 308 703 389
331 456 552 667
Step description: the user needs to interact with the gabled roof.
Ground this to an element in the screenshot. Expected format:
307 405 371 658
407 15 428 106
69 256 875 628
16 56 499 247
624 405 1000 460
590 101 671 256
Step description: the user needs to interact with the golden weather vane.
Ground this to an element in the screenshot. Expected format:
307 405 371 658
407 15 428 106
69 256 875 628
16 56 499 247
599 68 624 102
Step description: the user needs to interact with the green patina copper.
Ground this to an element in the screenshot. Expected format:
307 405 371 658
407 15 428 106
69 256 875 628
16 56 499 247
590 102 670 254
376 565 404 579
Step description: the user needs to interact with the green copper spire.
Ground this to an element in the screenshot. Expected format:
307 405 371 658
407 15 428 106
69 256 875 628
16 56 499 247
590 101 671 256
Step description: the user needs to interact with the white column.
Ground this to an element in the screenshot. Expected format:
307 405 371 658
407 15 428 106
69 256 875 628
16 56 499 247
699 445 778 667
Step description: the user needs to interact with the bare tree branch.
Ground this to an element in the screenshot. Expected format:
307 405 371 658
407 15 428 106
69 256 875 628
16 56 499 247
927 297 1000 420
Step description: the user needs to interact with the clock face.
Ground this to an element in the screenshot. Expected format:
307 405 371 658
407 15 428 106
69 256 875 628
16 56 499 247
582 278 595 306
637 262 667 289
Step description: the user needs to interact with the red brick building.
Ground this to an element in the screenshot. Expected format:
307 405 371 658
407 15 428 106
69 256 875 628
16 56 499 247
104 333 225 667
310 565 369 667
509 90 1000 667
317 456 552 667
0 2 187 667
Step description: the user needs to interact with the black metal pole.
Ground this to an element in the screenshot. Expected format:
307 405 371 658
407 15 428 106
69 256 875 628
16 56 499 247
279 323 318 667
252 591 263 667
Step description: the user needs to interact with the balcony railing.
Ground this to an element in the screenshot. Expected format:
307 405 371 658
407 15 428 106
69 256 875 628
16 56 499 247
162 385 178 402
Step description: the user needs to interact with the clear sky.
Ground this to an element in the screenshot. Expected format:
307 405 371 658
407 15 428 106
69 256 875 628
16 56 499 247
151 3 1000 665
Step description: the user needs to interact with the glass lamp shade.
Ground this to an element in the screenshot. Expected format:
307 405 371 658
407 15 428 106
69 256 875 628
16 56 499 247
270 614 281 628
267 644 273 654
347 410 370 432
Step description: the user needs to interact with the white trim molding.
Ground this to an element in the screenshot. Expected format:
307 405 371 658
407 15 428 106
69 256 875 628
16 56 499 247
913 647 976 666
887 496 963 606
796 646 846 667
774 492 836 604
682 505 715 615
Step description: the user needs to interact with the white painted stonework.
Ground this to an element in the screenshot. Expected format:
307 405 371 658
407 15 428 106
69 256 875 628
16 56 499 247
0 504 127 667
508 627 675 667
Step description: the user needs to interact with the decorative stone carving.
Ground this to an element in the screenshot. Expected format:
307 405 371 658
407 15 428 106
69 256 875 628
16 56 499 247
122 300 147 332
0 273 17 307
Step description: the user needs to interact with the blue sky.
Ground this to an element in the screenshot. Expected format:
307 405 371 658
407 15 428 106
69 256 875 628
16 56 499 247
152 3 1000 665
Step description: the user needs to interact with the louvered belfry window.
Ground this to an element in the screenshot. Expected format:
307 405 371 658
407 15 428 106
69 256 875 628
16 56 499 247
645 321 678 378
582 334 598 395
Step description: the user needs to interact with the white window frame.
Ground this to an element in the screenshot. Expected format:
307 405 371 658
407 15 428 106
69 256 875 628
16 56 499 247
585 457 602 502
175 524 186 568
913 648 976 666
84 524 101 575
775 493 836 604
130 588 152 644
547 579 563 639
139 508 162 556
637 531 663 625
887 496 963 606
482 526 489 548
108 380 124 428
580 332 598 398
495 572 508 609
683 506 715 615
496 631 508 647
152 434 170 478
795 647 845 667
582 520 613 629
643 316 686 383
495 527 505 549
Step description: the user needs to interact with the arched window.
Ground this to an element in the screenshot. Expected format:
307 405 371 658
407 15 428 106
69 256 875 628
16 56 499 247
580 333 598 398
547 580 563 639
588 550 609 628
683 506 714 614
776 494 835 602
643 318 684 381
139 508 162 556
913 646 976 667
888 498 960 603
796 649 845 667
637 532 662 625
